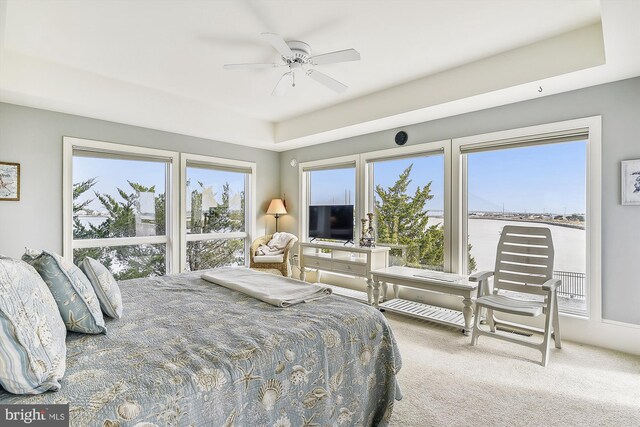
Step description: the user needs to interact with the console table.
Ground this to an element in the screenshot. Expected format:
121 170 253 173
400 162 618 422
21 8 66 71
299 241 389 304
371 266 480 335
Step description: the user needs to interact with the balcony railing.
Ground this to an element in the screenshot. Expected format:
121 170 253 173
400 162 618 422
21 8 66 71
553 270 586 299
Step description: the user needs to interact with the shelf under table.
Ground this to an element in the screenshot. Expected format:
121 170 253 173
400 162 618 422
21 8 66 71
379 298 466 330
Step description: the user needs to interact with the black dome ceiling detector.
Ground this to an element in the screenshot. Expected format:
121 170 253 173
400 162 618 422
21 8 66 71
395 131 408 146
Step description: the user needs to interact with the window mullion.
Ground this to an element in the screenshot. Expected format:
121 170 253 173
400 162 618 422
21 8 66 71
72 235 168 249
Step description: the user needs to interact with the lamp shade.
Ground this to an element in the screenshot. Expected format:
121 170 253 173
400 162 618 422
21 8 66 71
266 199 287 216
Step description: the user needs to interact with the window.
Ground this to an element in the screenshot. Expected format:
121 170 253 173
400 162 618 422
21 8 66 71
64 139 179 280
368 153 446 270
64 138 256 278
298 117 600 320
462 137 588 315
309 167 356 206
301 157 358 242
181 154 255 272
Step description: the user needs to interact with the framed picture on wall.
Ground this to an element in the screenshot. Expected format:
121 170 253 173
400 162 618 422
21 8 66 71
621 159 640 205
0 162 20 201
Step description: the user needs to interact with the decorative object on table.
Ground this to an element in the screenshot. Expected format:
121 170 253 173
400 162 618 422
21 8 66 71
266 198 287 232
621 159 640 205
359 213 376 248
0 161 20 201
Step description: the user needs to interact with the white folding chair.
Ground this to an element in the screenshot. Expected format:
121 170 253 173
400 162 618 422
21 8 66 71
470 225 561 366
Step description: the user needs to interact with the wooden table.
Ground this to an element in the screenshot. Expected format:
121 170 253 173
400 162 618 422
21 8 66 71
371 266 480 335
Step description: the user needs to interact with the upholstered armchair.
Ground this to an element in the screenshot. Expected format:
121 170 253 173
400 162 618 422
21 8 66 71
250 234 298 277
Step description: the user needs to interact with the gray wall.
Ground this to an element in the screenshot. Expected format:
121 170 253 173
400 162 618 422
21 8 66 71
0 102 280 261
279 77 640 325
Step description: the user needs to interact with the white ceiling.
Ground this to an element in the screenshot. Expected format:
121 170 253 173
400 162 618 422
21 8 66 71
1 0 639 151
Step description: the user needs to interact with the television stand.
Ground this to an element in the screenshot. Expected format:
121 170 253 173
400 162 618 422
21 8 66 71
298 241 390 305
343 239 354 246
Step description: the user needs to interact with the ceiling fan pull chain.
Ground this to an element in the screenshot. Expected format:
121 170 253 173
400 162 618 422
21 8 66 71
292 72 296 88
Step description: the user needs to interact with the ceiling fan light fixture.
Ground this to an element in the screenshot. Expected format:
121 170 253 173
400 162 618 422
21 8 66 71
223 32 360 96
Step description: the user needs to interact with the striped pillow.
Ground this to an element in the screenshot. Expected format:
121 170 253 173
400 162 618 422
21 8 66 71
80 257 123 319
22 249 106 334
0 256 67 394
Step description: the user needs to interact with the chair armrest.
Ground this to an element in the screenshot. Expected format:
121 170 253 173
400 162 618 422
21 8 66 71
282 237 298 262
542 278 561 292
469 271 494 282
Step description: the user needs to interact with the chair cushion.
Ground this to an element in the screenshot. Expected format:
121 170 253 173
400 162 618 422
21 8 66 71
80 257 123 319
0 256 67 394
22 249 106 334
476 294 545 317
254 254 285 263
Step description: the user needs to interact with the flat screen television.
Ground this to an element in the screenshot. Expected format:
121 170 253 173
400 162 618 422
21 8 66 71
308 205 354 241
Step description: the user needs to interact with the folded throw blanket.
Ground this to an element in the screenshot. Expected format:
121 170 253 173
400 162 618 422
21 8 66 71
255 244 285 256
201 268 332 307
267 232 296 250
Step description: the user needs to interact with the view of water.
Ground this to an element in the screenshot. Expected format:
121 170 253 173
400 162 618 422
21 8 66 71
427 218 585 273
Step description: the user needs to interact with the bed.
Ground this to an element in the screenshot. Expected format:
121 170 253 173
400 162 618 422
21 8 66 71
0 270 402 426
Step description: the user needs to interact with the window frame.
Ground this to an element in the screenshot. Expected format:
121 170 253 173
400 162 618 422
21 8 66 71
361 140 452 271
451 116 602 321
62 137 181 273
179 152 256 272
298 155 360 243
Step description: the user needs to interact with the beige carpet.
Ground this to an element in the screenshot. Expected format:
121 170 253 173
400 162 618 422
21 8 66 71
385 312 640 427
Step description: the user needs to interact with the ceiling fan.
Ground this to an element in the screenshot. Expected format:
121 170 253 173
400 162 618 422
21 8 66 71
223 32 360 96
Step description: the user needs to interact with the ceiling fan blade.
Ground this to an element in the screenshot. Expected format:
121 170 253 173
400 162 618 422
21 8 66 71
261 32 294 58
223 63 282 70
307 69 348 93
309 48 361 65
272 73 292 96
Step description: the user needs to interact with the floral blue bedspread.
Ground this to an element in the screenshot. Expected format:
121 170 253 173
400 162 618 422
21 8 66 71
0 270 402 426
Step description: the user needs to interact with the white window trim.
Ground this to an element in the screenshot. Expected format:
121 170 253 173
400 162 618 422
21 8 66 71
451 116 602 322
62 136 181 273
360 140 452 272
180 152 256 272
298 155 360 243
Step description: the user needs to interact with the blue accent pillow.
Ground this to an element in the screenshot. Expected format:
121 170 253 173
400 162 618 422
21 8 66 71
22 249 106 334
0 255 67 394
80 257 123 319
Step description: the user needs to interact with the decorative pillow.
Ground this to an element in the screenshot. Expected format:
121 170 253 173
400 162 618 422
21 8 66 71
0 255 67 394
22 249 106 334
80 257 123 319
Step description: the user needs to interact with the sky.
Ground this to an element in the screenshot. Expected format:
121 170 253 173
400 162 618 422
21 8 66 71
74 140 587 216
309 140 586 215
73 158 245 213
